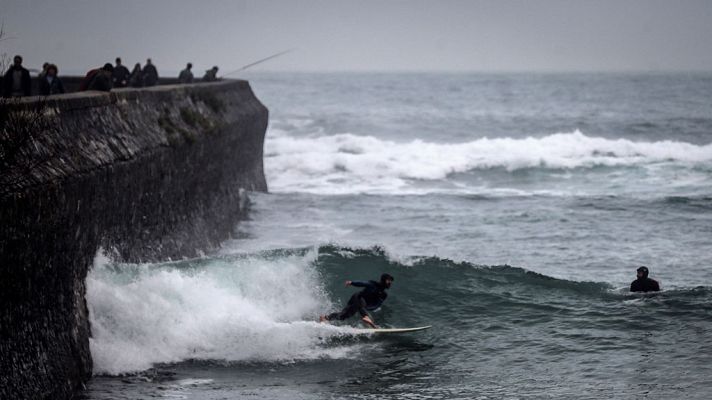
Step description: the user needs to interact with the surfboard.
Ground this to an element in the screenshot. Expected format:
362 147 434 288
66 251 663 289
354 325 432 334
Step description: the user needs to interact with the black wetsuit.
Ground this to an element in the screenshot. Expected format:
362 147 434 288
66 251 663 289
630 277 660 292
326 280 388 321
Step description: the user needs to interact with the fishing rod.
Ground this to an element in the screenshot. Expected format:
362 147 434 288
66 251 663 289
222 49 293 77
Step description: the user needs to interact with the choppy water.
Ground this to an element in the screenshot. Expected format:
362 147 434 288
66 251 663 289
83 72 712 399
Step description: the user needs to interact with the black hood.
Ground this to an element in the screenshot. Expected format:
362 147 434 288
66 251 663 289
637 266 649 279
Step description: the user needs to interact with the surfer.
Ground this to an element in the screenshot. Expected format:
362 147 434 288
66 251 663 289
630 266 660 292
320 273 394 328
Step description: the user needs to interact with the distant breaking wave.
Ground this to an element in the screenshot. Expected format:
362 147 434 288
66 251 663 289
264 130 712 195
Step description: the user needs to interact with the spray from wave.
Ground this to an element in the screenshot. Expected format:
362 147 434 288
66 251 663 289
87 250 364 376
265 130 712 195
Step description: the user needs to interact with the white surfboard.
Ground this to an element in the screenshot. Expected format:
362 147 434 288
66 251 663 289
354 325 432 334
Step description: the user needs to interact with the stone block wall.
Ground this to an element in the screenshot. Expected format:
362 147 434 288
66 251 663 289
0 80 268 399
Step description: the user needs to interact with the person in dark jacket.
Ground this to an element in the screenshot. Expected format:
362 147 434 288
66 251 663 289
3 55 32 97
128 63 143 87
38 64 65 95
142 58 158 86
79 63 114 92
630 266 660 292
320 273 394 328
202 66 219 82
112 57 130 88
178 63 193 84
38 62 50 78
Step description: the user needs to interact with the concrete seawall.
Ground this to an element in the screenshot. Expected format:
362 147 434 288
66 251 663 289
0 80 268 399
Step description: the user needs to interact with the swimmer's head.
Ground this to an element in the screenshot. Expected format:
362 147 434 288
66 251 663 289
637 266 649 279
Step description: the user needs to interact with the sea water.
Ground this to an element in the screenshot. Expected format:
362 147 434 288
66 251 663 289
83 72 712 399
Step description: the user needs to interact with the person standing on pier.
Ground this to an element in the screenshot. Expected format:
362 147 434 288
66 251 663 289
2 55 32 97
143 58 159 86
38 64 65 95
112 57 130 88
179 63 194 84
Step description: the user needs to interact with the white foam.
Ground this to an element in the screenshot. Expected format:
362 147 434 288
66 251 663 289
87 250 364 375
264 129 712 195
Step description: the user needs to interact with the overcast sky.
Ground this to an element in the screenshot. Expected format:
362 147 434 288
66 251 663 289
2 0 711 74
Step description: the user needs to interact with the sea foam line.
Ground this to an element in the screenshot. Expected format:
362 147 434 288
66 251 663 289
264 130 712 194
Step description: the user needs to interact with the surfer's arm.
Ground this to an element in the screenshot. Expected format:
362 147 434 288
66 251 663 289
348 280 372 288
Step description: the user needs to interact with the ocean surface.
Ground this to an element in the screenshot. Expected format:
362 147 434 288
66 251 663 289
83 72 712 399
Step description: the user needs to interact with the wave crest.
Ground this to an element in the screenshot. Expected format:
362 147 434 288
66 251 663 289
88 245 712 375
265 130 712 194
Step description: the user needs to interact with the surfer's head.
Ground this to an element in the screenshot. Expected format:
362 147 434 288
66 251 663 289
380 273 394 288
637 266 649 279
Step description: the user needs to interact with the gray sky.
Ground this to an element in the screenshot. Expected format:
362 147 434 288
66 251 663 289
2 0 712 74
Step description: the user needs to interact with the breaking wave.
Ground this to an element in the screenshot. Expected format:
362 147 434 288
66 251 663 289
265 130 712 195
87 245 712 375
87 250 360 375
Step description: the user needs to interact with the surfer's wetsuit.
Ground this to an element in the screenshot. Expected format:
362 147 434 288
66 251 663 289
630 277 660 292
630 266 660 292
326 280 388 321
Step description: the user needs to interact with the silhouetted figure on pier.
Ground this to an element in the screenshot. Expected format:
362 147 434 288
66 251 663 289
38 64 65 95
80 63 114 92
38 62 50 78
129 63 143 87
112 57 130 88
179 63 194 84
3 55 32 97
203 66 219 82
142 58 159 86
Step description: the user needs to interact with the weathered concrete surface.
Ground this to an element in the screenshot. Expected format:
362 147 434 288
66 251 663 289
0 80 268 399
